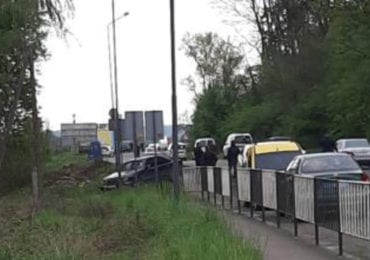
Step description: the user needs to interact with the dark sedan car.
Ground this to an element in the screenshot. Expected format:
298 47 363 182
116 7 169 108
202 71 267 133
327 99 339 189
101 155 173 190
286 152 368 181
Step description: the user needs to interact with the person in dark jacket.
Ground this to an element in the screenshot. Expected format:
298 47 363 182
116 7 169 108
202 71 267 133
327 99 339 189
320 134 337 152
204 144 218 166
194 143 204 166
227 141 240 178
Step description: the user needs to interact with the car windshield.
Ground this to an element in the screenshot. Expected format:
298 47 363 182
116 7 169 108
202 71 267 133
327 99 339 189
301 155 360 174
198 140 213 147
122 161 143 171
234 135 252 144
344 139 370 148
255 151 301 171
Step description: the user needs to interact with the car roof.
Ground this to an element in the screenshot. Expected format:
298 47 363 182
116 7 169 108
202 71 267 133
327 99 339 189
294 152 349 159
226 133 252 137
337 138 368 142
126 154 171 162
195 137 215 141
253 141 301 154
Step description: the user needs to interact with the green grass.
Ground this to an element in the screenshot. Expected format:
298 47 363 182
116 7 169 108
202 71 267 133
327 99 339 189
0 153 260 259
44 152 89 174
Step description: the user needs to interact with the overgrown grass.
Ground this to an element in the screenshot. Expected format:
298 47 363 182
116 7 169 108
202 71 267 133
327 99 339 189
0 152 260 259
0 184 260 259
44 152 89 174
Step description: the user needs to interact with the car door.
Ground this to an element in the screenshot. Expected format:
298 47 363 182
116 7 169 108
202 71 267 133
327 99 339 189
139 158 156 182
157 156 173 180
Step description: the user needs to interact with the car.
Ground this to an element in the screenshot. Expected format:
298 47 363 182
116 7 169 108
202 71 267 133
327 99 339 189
194 137 216 148
286 152 369 181
101 145 114 157
78 142 91 154
101 155 174 190
223 133 253 158
121 141 133 152
167 142 187 161
336 138 370 167
246 141 304 171
238 144 255 167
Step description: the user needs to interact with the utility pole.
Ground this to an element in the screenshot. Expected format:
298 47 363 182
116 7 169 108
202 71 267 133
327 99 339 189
170 0 180 201
111 0 122 183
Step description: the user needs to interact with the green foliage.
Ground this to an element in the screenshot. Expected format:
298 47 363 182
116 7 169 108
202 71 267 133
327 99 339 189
187 1 370 148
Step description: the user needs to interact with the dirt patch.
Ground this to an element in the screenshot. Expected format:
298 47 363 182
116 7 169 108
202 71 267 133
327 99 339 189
45 161 112 187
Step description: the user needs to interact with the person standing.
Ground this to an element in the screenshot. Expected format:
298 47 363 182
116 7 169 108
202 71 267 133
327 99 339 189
227 141 240 178
194 143 204 166
320 134 337 152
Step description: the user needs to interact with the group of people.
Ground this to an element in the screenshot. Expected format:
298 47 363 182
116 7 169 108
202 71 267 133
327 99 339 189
194 141 240 178
194 142 218 166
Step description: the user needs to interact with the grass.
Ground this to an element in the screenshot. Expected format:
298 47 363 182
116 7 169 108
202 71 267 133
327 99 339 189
44 152 89 174
0 154 261 259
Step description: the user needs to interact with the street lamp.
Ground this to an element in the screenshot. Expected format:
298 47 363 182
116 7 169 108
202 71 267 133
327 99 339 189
107 11 129 108
108 0 129 185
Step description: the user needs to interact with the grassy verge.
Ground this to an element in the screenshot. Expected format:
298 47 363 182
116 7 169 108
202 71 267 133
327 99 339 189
0 154 260 259
44 152 89 174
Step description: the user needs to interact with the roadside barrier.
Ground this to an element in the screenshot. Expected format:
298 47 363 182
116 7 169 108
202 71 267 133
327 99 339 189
182 166 370 256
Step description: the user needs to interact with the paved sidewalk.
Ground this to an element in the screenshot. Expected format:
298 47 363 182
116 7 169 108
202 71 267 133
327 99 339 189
225 212 344 260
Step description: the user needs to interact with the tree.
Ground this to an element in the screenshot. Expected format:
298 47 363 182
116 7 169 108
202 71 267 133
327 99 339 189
0 0 73 209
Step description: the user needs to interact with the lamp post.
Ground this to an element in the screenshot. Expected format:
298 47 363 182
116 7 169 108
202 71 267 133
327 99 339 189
108 0 129 184
169 0 180 201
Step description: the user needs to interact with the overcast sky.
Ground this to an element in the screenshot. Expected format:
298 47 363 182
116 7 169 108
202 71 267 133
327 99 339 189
39 0 257 130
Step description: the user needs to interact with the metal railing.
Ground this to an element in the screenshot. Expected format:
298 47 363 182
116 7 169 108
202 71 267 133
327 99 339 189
182 166 370 256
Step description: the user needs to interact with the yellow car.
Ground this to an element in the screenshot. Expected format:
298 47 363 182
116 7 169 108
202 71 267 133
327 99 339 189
245 141 304 171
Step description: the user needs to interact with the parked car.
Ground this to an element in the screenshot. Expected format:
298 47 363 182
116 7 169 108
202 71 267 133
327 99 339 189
145 143 159 154
223 133 253 158
78 142 91 154
101 155 173 190
336 138 370 167
245 141 304 171
121 141 133 152
238 144 255 167
194 137 216 148
167 142 187 161
286 153 369 181
101 145 114 157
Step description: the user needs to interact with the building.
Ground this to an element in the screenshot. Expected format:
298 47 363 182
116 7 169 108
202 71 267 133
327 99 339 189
60 123 98 151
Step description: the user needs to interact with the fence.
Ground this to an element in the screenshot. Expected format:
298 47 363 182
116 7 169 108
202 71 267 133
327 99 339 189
182 166 370 256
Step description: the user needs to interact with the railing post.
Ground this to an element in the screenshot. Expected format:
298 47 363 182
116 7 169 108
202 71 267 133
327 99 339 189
337 181 343 256
250 170 254 218
314 178 319 246
276 171 280 228
261 171 265 222
292 174 298 237
213 167 217 206
229 166 233 210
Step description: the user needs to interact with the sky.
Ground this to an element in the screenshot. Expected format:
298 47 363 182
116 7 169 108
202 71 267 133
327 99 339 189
39 0 258 130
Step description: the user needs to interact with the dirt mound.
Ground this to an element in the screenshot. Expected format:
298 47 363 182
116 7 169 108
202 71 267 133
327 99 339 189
45 162 110 187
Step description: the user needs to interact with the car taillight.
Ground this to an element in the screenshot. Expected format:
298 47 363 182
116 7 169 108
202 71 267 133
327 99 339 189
362 173 370 182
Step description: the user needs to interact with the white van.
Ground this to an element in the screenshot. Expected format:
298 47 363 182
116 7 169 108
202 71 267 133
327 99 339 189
194 137 216 148
223 133 253 158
